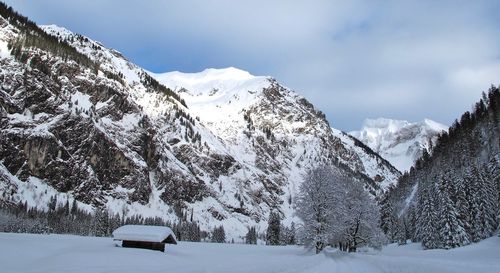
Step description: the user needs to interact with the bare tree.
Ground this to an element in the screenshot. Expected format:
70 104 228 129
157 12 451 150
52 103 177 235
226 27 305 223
340 179 383 252
295 166 341 253
296 166 384 253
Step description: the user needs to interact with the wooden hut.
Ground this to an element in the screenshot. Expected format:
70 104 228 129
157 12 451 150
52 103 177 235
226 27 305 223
112 225 177 252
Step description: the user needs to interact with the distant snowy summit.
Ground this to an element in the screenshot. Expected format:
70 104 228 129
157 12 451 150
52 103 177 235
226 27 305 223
350 118 448 172
151 67 262 92
150 67 271 133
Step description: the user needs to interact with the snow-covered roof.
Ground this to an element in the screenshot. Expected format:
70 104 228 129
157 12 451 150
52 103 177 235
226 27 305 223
112 225 177 244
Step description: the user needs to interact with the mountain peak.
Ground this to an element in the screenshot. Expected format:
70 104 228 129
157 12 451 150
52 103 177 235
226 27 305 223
361 118 410 134
197 67 256 81
151 67 270 108
350 118 448 171
421 118 448 132
153 67 259 84
40 24 70 34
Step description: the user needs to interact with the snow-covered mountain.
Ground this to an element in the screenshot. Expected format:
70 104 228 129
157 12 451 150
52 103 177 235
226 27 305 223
349 118 448 172
151 68 401 195
330 128 400 190
0 9 400 238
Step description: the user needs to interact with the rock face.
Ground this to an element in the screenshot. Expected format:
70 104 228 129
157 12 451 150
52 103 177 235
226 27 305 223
0 11 400 237
350 118 448 172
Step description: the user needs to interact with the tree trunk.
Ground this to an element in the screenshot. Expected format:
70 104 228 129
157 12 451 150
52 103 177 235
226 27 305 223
348 216 361 253
315 241 323 254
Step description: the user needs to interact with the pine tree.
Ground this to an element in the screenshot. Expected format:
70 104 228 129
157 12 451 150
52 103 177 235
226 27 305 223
266 211 281 245
437 177 470 249
94 208 110 237
70 199 78 216
245 226 257 244
48 196 57 212
63 200 70 216
211 225 226 243
380 196 398 243
469 166 498 241
416 187 440 249
287 222 296 245
455 174 472 238
406 205 418 242
395 218 407 245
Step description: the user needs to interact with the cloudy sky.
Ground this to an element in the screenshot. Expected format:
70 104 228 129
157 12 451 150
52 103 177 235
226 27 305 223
5 0 500 131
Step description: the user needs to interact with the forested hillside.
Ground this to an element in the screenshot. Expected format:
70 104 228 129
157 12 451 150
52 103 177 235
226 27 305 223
381 86 500 249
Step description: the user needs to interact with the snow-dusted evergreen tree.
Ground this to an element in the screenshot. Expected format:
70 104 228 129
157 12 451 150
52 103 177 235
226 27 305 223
455 173 473 237
266 210 281 245
280 222 296 245
394 218 408 245
469 165 498 241
211 225 226 243
437 177 469 249
94 208 110 237
70 199 78 215
416 187 440 249
245 226 257 244
380 194 398 243
171 221 202 242
405 206 418 242
48 196 57 211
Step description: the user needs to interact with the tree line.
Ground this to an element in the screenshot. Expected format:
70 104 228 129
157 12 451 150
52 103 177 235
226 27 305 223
380 86 500 249
0 198 203 242
0 197 301 246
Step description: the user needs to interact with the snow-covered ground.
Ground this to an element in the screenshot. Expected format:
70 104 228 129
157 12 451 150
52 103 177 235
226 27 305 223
1 232 499 273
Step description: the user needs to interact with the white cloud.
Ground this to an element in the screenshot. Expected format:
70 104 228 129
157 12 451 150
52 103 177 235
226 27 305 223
447 63 500 91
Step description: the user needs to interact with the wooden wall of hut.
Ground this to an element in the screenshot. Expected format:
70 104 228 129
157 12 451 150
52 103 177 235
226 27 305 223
122 241 165 252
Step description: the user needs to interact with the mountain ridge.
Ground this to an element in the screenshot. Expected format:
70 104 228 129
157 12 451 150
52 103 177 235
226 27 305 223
350 117 448 172
0 7 400 239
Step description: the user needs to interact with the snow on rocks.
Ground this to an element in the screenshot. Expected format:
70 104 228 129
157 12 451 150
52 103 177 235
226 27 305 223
151 67 271 138
350 118 448 172
331 128 400 191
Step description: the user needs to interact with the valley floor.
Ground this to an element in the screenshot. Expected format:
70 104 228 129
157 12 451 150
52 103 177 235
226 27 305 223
0 232 499 273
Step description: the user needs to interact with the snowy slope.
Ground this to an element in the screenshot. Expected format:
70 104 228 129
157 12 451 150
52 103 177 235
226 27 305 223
350 118 448 172
152 69 400 194
331 128 400 190
1 232 499 273
151 67 269 139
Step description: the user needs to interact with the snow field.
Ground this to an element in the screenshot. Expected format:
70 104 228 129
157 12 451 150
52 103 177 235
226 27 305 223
0 232 499 273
